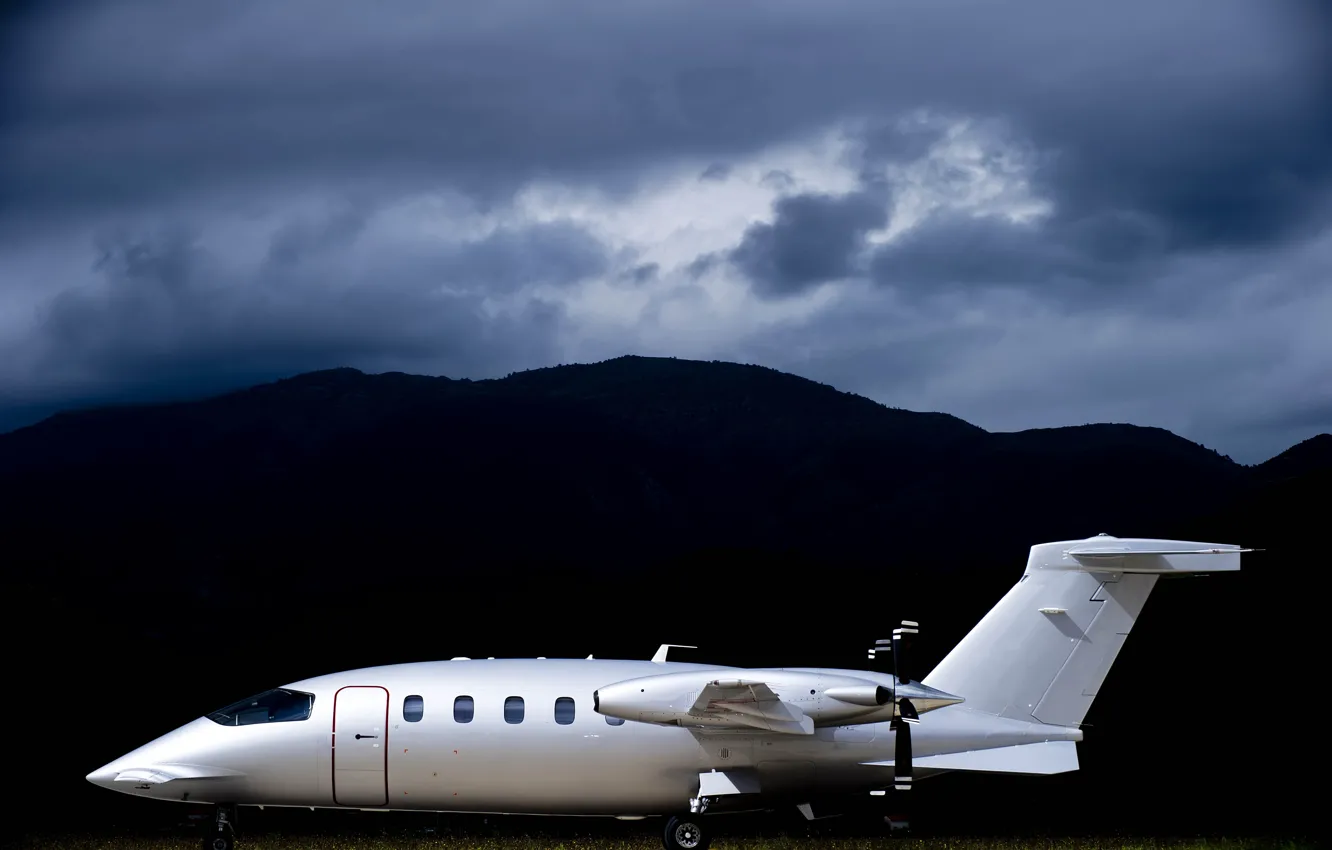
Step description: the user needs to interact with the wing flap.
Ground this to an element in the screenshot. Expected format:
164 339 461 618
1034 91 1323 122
690 680 814 735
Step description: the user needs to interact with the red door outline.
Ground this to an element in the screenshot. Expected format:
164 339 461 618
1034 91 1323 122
332 685 389 806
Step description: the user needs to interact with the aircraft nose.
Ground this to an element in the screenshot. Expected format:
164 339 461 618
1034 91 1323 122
86 764 120 788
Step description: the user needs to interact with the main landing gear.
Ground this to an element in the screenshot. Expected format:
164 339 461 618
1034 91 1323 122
884 813 911 836
662 813 710 850
201 804 237 850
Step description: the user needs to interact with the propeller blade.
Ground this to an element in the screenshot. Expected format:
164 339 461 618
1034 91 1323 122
893 718 912 791
870 639 890 668
898 697 919 723
892 621 918 685
889 621 919 795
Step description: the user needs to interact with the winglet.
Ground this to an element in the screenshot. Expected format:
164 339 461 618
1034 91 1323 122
652 644 698 663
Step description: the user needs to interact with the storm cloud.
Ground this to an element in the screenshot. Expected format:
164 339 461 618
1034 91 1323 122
2 0 1330 461
731 190 889 297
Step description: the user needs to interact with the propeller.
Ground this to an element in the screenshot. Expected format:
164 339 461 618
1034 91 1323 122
882 620 919 792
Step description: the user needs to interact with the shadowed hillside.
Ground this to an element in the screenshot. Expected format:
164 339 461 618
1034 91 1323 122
1251 432 1332 483
0 357 1255 598
2 355 1323 837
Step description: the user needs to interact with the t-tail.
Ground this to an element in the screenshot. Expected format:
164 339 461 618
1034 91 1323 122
922 533 1249 729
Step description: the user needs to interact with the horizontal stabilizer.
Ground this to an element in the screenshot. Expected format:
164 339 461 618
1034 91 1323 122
1067 546 1253 556
112 763 245 784
1059 537 1251 573
862 740 1078 775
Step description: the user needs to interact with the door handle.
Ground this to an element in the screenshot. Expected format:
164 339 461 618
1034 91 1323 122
355 734 378 740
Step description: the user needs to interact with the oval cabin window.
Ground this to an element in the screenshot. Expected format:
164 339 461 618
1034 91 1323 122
403 695 424 722
504 696 525 724
554 696 575 725
454 695 474 723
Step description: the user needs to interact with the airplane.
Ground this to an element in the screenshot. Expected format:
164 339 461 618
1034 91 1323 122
86 534 1246 850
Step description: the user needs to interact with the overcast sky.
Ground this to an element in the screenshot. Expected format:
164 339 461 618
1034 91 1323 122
2 1 1329 463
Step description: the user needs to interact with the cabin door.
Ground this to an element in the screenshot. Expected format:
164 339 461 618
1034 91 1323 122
333 686 389 806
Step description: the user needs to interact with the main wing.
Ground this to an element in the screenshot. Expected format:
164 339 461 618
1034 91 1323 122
861 740 1079 775
689 680 814 735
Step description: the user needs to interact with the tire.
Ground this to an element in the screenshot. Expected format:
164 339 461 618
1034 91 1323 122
202 833 235 850
662 814 710 849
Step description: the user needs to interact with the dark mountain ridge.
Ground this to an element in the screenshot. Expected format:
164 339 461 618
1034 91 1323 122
0 356 1280 600
1251 431 1332 482
0 358 1305 558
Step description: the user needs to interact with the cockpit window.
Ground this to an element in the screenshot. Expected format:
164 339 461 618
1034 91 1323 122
206 688 315 726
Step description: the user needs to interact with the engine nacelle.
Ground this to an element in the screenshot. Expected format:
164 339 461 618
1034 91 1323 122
592 668 959 731
823 684 891 707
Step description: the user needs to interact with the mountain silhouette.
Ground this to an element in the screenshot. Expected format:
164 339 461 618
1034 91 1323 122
3 355 1324 836
0 357 1272 593
1252 432 1332 483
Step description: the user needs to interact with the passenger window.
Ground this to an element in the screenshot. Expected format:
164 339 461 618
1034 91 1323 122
504 696 525 724
454 696 474 723
605 715 625 726
403 695 424 722
554 696 575 725
206 688 315 726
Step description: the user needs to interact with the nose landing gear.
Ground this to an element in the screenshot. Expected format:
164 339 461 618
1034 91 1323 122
201 803 237 850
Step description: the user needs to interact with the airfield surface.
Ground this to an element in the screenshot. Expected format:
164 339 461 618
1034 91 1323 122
16 835 1315 850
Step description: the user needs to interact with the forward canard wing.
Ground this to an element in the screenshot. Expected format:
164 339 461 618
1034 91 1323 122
689 679 814 735
111 763 246 784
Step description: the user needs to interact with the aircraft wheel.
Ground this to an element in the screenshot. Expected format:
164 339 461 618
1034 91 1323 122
202 834 235 850
662 814 710 849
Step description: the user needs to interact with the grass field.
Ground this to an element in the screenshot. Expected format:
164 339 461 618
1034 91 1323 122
15 836 1320 850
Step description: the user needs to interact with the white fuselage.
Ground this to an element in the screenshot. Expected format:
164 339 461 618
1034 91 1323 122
85 657 1066 816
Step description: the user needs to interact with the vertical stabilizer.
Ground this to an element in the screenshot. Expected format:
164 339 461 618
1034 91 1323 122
922 534 1244 728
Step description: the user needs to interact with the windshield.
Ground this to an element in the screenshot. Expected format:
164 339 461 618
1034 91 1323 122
206 688 315 726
